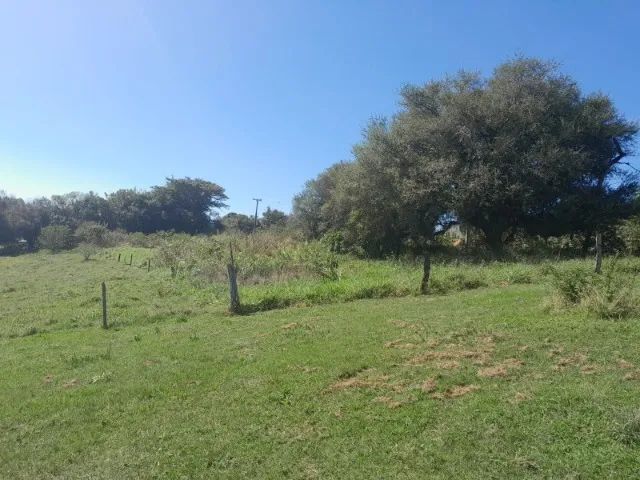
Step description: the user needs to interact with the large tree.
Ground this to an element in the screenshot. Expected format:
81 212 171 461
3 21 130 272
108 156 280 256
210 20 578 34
395 57 637 252
149 177 227 233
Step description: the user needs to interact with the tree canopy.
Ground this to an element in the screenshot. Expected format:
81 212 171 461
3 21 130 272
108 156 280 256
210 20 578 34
293 57 638 256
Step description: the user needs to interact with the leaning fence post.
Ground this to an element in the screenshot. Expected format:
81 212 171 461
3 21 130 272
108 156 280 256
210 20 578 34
227 243 241 314
129 254 133 266
117 253 121 262
101 282 108 329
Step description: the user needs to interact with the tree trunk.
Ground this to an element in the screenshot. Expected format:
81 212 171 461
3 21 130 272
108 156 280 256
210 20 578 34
594 231 603 274
420 251 431 295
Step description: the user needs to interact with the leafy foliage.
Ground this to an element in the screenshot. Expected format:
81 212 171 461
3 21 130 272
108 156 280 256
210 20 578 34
292 57 638 256
38 225 73 252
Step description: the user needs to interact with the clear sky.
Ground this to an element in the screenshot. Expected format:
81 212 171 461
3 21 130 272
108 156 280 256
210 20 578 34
1 1 639 215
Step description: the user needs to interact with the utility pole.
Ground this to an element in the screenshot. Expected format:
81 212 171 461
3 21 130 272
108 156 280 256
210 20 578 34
252 198 262 232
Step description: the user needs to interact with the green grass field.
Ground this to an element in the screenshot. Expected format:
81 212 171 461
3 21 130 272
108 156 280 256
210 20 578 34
2 249 640 478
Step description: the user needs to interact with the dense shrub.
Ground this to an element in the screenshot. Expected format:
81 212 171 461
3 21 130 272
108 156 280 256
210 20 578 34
75 222 110 247
548 260 640 319
581 262 639 319
619 217 640 255
38 225 73 252
77 242 98 261
549 264 595 305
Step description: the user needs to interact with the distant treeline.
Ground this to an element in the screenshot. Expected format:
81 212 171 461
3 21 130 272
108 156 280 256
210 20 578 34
0 177 289 250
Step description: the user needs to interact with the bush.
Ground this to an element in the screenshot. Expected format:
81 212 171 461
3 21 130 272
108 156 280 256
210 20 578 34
548 264 595 305
105 229 129 246
38 225 73 252
155 234 200 278
75 222 110 247
77 242 98 261
581 262 639 319
549 260 640 319
619 217 640 255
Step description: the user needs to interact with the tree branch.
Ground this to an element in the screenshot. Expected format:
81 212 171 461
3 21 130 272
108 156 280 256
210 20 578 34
609 137 626 167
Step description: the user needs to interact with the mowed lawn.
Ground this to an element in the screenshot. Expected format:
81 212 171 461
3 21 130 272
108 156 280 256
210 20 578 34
1 252 640 478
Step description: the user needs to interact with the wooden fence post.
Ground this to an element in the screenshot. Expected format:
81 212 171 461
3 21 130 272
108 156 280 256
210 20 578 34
147 259 151 272
227 243 241 314
117 253 121 262
101 282 108 329
129 254 133 266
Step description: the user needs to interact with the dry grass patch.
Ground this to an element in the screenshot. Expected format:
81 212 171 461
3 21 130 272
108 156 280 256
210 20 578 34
420 378 437 393
432 384 480 400
478 365 508 378
409 349 489 365
62 378 80 388
478 357 524 378
436 360 460 370
580 364 598 375
512 392 531 403
384 339 418 349
553 353 588 371
618 359 634 369
328 369 392 392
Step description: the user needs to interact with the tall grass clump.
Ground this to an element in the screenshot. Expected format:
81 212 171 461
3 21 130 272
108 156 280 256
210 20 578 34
548 259 640 319
154 231 340 285
429 265 488 294
581 261 640 320
548 263 595 305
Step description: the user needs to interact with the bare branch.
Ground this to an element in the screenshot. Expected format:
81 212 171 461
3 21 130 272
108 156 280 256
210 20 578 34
609 137 626 167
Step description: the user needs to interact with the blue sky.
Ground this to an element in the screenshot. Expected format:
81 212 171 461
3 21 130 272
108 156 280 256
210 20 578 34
1 1 639 215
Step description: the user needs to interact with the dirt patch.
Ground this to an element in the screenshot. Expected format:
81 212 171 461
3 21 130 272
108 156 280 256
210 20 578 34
432 384 480 400
409 349 488 365
478 365 508 378
618 359 634 369
42 374 54 384
436 360 460 370
624 371 640 381
553 353 588 370
384 339 418 349
281 322 299 330
328 370 390 392
420 378 437 393
63 379 80 388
